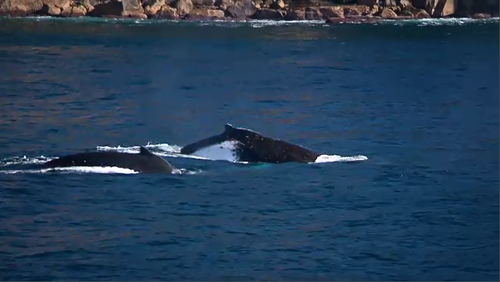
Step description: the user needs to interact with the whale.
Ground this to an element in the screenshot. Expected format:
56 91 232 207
180 124 321 164
44 146 176 173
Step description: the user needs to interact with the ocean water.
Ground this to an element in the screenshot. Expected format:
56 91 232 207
0 16 498 280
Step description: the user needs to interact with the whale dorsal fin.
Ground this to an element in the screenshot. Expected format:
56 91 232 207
139 146 154 156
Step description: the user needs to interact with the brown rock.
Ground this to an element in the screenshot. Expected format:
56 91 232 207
285 8 304 20
414 8 430 18
48 5 61 14
348 5 371 15
192 0 215 6
156 5 178 18
398 8 413 17
319 6 344 18
73 4 87 16
87 0 122 17
325 17 344 24
269 0 285 9
304 6 322 20
214 0 233 9
43 0 70 13
397 0 412 8
189 7 225 18
226 0 257 18
378 7 397 18
177 0 193 16
121 0 146 18
0 0 43 16
81 0 94 13
343 6 361 16
380 0 412 8
61 4 87 17
144 0 164 16
253 7 285 19
356 0 378 6
60 5 71 16
122 10 147 18
260 0 271 8
413 0 455 17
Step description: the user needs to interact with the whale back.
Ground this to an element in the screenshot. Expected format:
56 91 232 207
180 124 321 164
224 124 320 163
45 146 175 173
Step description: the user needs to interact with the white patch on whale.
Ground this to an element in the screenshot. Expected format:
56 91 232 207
189 140 241 163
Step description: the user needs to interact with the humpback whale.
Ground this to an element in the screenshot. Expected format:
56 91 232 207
180 124 321 164
44 146 176 173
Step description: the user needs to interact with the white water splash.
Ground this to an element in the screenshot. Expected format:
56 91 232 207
0 155 53 167
96 143 181 154
0 166 139 175
95 143 214 161
314 154 368 163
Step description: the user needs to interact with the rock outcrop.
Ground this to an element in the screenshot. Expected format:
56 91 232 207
378 6 397 18
40 0 71 16
0 0 497 21
86 0 122 17
176 0 193 16
0 0 43 16
413 0 455 17
253 7 286 19
285 8 305 20
121 0 146 18
61 3 87 16
186 7 225 19
155 5 178 18
226 0 257 18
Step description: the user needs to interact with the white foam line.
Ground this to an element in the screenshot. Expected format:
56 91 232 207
0 166 138 174
0 166 204 175
314 154 368 163
96 143 181 153
0 155 53 167
95 144 214 161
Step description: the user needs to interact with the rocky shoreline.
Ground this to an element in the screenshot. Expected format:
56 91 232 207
0 0 498 23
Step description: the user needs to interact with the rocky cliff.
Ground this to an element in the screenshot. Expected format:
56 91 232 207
0 0 497 21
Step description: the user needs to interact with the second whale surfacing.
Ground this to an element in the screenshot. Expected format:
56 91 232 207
180 124 321 164
44 146 176 173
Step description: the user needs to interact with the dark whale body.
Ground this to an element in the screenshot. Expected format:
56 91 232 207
44 146 176 173
180 124 321 164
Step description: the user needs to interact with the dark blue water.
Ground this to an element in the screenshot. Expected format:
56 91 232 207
0 16 498 281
